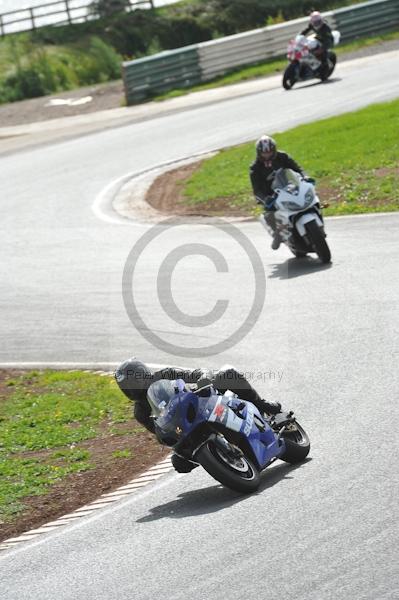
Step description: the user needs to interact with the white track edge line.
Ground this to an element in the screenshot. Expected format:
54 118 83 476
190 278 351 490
0 454 173 552
0 363 178 550
0 363 175 551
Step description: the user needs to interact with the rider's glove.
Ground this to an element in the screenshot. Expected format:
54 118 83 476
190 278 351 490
303 176 316 184
260 399 282 416
196 377 213 397
265 194 277 210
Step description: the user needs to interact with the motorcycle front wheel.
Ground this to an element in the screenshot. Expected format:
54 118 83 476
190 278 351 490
305 220 331 263
196 437 260 493
279 421 310 464
283 63 298 89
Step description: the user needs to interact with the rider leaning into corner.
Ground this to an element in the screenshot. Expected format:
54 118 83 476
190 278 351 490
300 11 334 73
115 359 282 473
250 135 315 250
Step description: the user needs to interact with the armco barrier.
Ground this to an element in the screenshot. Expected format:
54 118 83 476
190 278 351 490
197 15 337 81
123 46 201 104
333 0 399 42
122 0 398 104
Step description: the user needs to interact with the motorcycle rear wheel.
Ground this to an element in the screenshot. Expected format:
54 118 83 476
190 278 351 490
280 421 310 464
321 52 337 81
196 437 260 493
305 220 331 263
283 63 298 90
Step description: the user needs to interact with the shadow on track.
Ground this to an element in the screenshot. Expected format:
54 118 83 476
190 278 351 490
269 256 332 279
136 459 311 523
287 77 342 91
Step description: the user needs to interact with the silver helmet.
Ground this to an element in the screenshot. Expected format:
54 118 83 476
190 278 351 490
256 135 277 162
310 11 323 30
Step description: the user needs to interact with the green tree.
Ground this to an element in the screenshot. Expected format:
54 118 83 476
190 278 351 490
90 0 131 19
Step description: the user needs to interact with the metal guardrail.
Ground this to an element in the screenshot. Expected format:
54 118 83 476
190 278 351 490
0 0 154 36
197 15 339 81
123 0 398 104
333 0 399 41
123 45 202 104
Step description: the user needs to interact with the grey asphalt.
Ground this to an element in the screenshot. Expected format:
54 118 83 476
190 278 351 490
1 52 399 599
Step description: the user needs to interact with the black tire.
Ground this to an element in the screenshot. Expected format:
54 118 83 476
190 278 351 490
305 219 331 263
196 437 260 494
283 63 297 90
280 421 310 464
321 52 337 81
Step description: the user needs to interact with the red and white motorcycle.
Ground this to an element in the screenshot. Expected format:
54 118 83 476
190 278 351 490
282 30 340 90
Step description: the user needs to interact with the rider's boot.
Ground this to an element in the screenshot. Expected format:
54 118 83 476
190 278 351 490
271 233 282 250
259 399 282 416
171 453 198 473
266 211 281 250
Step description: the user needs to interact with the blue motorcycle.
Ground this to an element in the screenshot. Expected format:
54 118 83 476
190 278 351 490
148 378 310 494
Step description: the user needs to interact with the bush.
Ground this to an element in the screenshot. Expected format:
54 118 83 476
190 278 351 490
90 0 131 18
157 17 214 49
0 35 122 103
89 36 121 79
0 0 368 105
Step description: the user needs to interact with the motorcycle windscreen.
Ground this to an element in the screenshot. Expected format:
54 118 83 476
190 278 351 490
148 379 190 438
272 168 301 193
147 379 181 417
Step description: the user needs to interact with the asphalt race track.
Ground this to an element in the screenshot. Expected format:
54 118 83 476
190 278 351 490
1 51 398 599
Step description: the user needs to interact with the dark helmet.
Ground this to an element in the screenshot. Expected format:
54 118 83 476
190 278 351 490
256 135 277 162
310 11 323 31
114 358 153 400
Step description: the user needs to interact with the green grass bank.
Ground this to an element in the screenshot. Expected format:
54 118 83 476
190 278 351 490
0 370 150 526
181 98 399 217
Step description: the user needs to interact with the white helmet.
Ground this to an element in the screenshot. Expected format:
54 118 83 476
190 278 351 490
310 11 323 30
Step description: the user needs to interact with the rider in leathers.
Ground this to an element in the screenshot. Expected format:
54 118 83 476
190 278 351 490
115 359 282 473
301 11 334 74
250 135 305 249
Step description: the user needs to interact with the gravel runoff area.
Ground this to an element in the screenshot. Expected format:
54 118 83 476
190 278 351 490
0 39 398 128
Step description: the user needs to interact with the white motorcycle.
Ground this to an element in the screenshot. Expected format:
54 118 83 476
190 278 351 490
282 30 340 90
260 168 331 263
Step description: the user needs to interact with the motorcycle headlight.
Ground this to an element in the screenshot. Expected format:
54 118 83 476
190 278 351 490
304 188 315 206
281 199 302 211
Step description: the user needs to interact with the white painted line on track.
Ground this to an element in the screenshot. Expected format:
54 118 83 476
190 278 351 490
325 211 399 221
0 468 179 559
0 362 119 369
0 362 191 371
91 151 220 226
0 455 174 553
0 363 188 553
92 171 142 226
91 151 399 228
101 489 138 498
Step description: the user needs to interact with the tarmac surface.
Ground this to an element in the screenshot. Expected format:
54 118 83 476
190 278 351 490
1 50 398 600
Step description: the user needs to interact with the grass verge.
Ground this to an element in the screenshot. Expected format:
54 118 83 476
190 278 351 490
154 30 399 102
180 98 399 217
0 370 157 531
